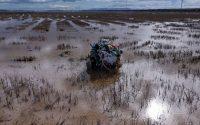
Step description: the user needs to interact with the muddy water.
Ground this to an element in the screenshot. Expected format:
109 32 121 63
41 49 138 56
0 17 200 125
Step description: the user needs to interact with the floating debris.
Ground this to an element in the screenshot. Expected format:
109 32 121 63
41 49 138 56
87 39 122 71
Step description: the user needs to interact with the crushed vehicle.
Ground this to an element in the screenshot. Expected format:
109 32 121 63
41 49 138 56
87 39 122 72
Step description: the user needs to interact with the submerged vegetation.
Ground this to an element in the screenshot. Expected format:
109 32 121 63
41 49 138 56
0 12 200 125
32 19 52 32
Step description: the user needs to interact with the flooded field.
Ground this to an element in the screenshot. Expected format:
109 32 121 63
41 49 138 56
0 12 200 125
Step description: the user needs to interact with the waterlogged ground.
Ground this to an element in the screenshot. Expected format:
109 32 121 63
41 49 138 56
0 13 200 125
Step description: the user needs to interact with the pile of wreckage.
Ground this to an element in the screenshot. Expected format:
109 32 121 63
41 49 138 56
87 39 122 71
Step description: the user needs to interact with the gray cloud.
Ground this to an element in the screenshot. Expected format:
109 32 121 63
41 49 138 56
0 0 81 3
0 0 199 10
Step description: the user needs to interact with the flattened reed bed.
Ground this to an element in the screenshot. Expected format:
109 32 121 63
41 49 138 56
178 66 200 79
88 20 109 25
85 27 99 31
15 21 37 31
97 19 126 26
20 35 47 42
164 23 187 28
170 27 187 31
71 19 90 27
119 41 138 49
151 35 179 40
134 50 166 59
134 49 200 66
153 29 182 35
57 43 77 50
0 75 78 124
12 56 36 62
127 41 152 50
164 22 200 31
56 19 72 31
152 42 176 50
4 21 37 32
32 19 52 32
188 34 200 39
100 36 118 41
5 27 15 30
128 25 139 29
57 35 76 41
10 41 27 45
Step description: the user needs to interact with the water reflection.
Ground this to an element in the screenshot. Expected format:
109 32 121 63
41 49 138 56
88 70 120 87
146 99 168 121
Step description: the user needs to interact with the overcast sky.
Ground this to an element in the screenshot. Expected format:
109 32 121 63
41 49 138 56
0 0 200 10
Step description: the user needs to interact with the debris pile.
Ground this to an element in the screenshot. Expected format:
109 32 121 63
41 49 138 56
87 39 122 71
